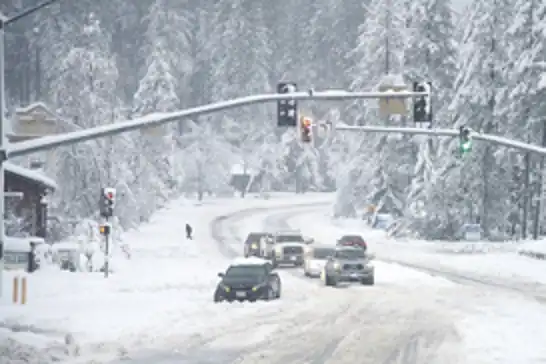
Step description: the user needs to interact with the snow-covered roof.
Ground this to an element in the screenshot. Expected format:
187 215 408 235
230 257 271 266
15 102 53 115
4 236 45 252
4 162 57 190
51 242 80 251
274 229 301 235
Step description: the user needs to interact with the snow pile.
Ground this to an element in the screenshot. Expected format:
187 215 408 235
517 240 546 260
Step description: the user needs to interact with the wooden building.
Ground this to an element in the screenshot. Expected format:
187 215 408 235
4 162 57 238
5 102 60 239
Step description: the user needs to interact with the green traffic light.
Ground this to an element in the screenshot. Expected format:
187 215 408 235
460 141 472 153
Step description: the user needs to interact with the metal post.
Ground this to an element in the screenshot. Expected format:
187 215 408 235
104 217 109 278
0 14 6 298
532 120 546 239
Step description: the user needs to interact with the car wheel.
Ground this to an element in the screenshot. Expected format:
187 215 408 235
213 289 223 303
361 276 375 285
276 288 281 299
266 287 275 301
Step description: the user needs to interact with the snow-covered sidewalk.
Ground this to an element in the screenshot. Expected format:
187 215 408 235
0 193 332 362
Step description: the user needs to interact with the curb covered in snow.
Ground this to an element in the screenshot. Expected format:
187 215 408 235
518 250 546 260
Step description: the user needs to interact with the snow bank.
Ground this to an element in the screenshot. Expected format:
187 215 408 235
517 240 546 260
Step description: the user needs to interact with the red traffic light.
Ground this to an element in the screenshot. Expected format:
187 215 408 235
302 118 311 128
106 192 114 200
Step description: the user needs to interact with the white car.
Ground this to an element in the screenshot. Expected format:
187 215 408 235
303 245 336 278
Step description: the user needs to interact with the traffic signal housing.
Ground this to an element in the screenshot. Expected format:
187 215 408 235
413 81 432 123
459 126 472 154
99 187 116 218
277 82 298 127
300 116 312 143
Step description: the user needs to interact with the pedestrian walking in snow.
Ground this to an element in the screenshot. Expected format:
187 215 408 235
186 223 193 240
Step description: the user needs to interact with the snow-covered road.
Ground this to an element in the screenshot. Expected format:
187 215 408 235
194 204 465 364
285 206 546 364
3 196 546 364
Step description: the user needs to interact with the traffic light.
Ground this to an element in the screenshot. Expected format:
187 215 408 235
300 116 312 143
413 81 432 123
99 223 111 235
99 187 116 218
277 82 298 127
459 126 472 154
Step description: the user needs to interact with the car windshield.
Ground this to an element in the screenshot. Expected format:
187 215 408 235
245 233 265 244
225 265 266 278
340 236 365 243
276 235 304 243
335 249 366 259
313 248 335 259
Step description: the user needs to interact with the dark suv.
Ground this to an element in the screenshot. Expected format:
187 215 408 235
214 258 281 302
336 235 367 251
243 232 271 257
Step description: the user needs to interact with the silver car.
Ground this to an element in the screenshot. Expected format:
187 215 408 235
303 245 336 278
322 246 374 286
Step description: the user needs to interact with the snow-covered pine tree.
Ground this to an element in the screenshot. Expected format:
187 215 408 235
132 0 183 220
49 16 122 220
502 0 546 237
444 0 515 237
403 0 460 236
341 0 412 218
179 122 236 199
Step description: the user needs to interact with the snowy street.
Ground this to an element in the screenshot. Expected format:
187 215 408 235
3 196 546 363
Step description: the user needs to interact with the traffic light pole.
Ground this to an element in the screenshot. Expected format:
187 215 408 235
0 14 7 298
7 91 429 157
334 125 546 156
2 88 546 295
104 216 110 278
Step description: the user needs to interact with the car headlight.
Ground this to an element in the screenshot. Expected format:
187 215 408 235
252 283 265 292
220 284 230 292
333 262 341 270
251 243 258 249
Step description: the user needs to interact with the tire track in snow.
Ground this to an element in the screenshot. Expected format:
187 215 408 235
207 204 462 364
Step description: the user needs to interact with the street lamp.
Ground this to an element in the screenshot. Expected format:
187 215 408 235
0 0 65 298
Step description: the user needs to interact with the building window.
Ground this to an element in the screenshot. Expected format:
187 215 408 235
5 252 29 264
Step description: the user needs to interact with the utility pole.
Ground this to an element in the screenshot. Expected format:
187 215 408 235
523 149 530 239
532 119 546 239
0 13 7 298
385 0 391 75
